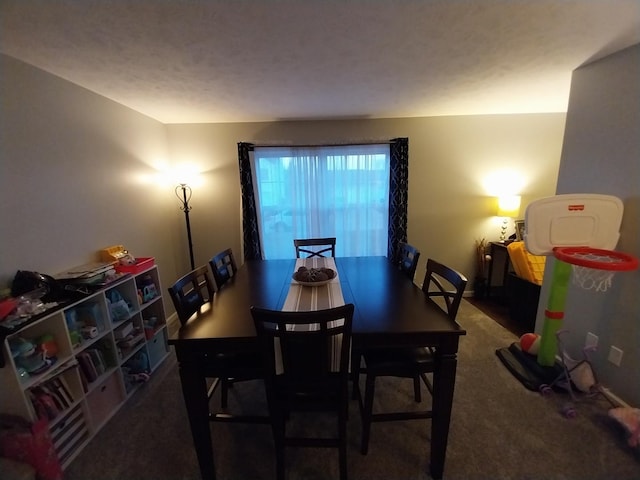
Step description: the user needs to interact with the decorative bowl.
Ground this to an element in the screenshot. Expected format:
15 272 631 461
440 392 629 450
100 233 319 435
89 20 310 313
292 267 336 287
292 277 333 287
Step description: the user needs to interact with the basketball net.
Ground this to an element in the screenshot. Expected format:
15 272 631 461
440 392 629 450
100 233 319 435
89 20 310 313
553 247 639 293
572 264 615 292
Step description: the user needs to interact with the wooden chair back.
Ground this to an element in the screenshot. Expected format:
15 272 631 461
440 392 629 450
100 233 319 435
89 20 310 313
209 248 237 289
397 242 420 281
421 258 468 320
251 303 354 397
167 265 215 325
294 237 336 258
250 303 354 480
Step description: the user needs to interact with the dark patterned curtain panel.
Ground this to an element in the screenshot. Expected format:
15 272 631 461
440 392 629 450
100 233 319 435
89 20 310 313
237 142 262 260
388 137 409 260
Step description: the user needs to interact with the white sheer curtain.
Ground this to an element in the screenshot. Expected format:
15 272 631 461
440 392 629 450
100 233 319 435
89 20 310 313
252 144 390 259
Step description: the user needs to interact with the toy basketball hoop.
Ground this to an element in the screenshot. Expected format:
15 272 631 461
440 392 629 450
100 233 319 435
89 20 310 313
522 194 639 367
553 247 639 292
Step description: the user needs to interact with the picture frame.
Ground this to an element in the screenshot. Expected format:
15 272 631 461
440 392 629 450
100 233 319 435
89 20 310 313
514 220 526 241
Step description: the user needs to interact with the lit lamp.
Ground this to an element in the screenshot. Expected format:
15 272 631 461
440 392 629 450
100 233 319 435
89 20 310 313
175 183 195 270
496 195 521 241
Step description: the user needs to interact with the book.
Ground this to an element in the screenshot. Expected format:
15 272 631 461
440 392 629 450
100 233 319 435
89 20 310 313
54 262 115 281
29 387 60 421
51 377 74 406
77 365 89 393
87 349 106 376
77 352 98 382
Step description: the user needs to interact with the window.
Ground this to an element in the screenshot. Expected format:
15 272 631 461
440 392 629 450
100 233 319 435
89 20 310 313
252 144 390 259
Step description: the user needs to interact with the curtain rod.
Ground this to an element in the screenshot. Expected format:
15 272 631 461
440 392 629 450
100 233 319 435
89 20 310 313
247 140 395 149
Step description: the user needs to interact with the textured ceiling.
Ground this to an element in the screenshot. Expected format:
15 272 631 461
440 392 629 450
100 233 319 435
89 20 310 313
1 1 639 124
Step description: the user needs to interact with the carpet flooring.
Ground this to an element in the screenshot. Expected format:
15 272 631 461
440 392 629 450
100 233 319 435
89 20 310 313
64 299 639 479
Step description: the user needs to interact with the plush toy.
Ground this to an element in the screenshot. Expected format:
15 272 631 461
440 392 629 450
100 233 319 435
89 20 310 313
118 252 136 266
520 332 541 355
608 407 640 448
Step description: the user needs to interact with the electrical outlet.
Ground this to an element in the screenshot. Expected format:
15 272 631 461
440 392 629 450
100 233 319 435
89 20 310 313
608 346 623 366
585 332 598 349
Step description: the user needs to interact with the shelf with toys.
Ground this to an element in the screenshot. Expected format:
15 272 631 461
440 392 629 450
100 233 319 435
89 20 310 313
0 250 170 469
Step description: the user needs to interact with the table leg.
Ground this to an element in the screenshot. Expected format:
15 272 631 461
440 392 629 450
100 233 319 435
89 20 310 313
178 362 216 480
429 346 459 480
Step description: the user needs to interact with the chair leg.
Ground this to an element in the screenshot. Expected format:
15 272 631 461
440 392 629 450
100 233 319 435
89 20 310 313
351 352 361 400
220 377 229 408
360 373 375 455
413 375 422 402
339 405 348 480
352 372 359 400
420 372 434 395
273 415 286 480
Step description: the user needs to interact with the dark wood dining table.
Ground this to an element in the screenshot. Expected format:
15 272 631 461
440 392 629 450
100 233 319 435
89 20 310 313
169 256 466 480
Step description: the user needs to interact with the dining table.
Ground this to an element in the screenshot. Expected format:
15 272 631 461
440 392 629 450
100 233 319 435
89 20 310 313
168 256 466 480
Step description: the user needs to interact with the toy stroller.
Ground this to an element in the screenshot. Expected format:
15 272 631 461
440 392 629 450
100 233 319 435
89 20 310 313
538 330 614 418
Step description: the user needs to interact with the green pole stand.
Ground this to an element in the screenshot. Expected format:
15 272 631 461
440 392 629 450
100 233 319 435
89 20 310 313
537 259 572 366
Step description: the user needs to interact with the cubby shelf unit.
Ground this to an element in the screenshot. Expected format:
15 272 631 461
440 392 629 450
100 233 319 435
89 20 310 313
1 264 170 468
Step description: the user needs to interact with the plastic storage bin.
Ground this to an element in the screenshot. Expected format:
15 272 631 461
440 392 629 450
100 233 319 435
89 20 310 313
114 257 155 275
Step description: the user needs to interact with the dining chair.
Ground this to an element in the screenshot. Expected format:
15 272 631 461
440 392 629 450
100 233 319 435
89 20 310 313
251 303 355 480
209 247 237 288
349 241 419 400
167 265 214 326
206 248 265 412
357 258 467 455
293 237 336 258
397 241 421 282
168 265 265 423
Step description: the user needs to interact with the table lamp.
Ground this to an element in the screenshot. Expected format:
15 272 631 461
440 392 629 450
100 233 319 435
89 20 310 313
496 195 521 241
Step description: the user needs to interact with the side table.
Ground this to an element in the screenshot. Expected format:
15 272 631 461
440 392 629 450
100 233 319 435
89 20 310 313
486 241 513 302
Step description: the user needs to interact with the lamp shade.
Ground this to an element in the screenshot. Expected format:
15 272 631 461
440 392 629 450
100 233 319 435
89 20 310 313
497 195 521 217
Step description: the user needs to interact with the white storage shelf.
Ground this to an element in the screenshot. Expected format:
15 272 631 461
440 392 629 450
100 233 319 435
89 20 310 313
0 264 170 469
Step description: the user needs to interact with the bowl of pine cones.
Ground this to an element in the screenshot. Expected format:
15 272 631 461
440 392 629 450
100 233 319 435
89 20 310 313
292 266 336 286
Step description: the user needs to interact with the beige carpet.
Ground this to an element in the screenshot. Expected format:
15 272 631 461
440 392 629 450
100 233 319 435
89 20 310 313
64 299 639 479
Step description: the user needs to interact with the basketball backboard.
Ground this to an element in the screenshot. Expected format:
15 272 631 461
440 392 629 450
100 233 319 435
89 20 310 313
524 194 624 255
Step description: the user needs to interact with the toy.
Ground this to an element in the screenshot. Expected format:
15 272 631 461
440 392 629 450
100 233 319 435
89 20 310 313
538 330 610 418
118 253 136 266
127 350 149 374
37 334 58 358
80 326 98 339
142 284 157 302
122 367 150 386
106 290 131 321
122 350 150 389
138 275 158 302
523 194 638 366
68 330 82 348
519 332 541 355
609 407 640 448
9 337 53 374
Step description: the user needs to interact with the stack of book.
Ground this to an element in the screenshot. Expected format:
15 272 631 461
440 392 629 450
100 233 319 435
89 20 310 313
54 262 127 291
29 376 75 421
77 348 107 390
54 262 115 282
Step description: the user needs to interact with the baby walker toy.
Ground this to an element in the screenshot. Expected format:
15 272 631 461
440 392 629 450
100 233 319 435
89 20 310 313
538 329 614 418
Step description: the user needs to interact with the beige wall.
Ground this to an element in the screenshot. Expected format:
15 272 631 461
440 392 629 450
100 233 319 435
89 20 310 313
167 114 564 284
538 44 640 405
1 52 564 309
0 54 181 303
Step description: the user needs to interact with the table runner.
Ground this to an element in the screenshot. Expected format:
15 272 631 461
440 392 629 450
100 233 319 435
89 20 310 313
279 257 346 371
282 257 345 311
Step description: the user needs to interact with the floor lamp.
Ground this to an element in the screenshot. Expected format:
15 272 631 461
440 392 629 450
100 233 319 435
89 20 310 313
176 183 195 270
